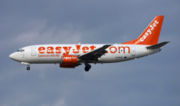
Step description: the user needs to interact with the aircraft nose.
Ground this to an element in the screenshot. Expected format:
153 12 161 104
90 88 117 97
9 52 19 61
9 53 15 59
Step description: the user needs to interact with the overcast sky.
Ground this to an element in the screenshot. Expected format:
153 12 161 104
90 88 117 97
0 0 180 106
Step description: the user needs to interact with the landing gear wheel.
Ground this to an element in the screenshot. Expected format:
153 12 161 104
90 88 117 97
26 65 30 71
84 63 91 72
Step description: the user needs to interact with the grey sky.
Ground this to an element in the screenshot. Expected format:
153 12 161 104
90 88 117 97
0 0 180 106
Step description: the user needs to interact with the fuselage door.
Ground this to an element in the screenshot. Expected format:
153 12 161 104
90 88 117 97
31 47 36 56
131 47 136 57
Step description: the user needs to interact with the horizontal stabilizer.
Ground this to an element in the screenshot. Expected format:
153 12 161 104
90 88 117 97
147 41 169 49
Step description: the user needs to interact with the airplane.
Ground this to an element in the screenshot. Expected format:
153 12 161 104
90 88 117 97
9 15 169 72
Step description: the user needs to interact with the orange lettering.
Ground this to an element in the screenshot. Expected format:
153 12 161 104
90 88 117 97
47 46 54 54
73 45 81 54
109 46 117 54
63 46 72 55
56 46 61 54
90 45 96 51
38 47 45 54
118 46 130 54
82 46 89 53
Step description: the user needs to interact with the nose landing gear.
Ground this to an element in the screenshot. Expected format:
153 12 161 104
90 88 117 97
21 62 30 71
84 63 91 72
26 65 30 71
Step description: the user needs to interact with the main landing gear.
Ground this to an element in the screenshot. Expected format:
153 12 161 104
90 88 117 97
84 63 91 72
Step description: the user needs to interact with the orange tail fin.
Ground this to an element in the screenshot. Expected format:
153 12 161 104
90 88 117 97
123 16 164 45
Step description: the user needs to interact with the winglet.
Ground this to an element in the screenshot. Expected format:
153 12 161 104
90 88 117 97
123 16 164 45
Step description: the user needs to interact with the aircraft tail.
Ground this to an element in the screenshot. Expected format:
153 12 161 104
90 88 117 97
123 16 164 45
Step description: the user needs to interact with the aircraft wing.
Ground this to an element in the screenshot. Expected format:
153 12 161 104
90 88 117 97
79 45 111 61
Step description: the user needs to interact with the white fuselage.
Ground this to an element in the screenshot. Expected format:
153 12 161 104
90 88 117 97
9 44 160 64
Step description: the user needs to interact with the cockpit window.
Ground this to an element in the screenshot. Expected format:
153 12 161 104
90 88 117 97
17 49 24 52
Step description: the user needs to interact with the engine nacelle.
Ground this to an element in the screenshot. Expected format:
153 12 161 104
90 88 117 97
60 55 79 68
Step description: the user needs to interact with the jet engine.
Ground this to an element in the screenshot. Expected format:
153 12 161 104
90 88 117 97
60 55 79 68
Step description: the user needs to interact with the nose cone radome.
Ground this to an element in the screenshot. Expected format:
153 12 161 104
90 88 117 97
9 52 20 61
9 53 15 59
